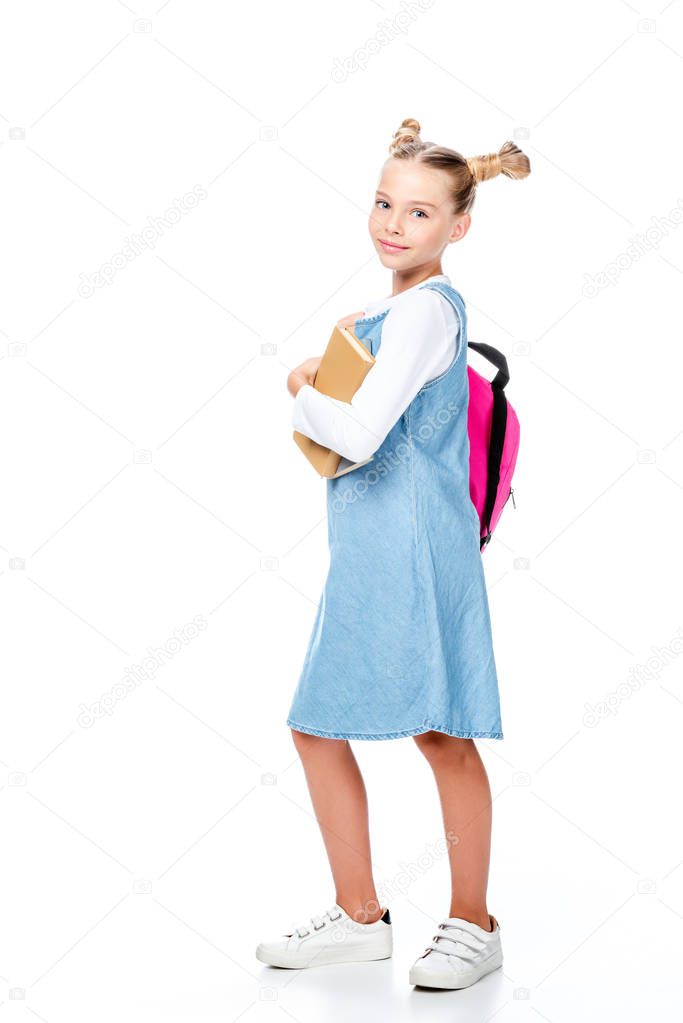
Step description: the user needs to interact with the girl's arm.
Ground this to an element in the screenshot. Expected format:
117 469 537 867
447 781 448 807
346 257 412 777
291 289 459 464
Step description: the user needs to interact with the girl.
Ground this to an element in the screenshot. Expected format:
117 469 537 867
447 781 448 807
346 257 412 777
256 118 530 991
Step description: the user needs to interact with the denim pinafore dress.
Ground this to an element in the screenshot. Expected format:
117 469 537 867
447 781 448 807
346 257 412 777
286 280 503 741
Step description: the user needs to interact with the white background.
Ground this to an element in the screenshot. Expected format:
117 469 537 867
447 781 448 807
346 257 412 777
1 0 682 1019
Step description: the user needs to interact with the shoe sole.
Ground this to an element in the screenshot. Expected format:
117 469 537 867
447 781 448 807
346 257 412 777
409 948 503 989
255 943 392 969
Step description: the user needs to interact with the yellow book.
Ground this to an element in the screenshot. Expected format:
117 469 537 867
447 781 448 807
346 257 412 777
293 322 376 478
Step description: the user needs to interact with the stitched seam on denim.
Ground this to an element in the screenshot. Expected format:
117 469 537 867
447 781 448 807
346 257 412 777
354 309 390 327
404 399 433 684
286 718 504 740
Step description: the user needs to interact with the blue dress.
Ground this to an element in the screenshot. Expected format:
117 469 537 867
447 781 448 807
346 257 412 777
286 279 503 741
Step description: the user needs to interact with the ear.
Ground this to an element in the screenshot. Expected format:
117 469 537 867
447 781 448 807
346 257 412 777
450 212 471 243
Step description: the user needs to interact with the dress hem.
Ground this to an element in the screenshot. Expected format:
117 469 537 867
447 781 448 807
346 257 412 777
286 718 503 741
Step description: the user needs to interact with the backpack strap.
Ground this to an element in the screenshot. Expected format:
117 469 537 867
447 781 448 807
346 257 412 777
468 341 510 389
468 343 510 549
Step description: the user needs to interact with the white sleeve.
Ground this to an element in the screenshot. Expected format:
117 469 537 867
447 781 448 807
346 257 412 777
291 289 459 464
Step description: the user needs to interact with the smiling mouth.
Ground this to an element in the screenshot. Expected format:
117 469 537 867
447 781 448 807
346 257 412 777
379 239 409 250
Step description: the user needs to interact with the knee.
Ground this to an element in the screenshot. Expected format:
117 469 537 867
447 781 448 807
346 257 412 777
413 730 475 765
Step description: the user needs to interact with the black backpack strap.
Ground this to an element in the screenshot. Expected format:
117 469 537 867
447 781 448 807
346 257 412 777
467 341 510 389
468 343 510 547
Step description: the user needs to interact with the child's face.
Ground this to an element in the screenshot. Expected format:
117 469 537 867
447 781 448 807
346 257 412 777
368 158 470 270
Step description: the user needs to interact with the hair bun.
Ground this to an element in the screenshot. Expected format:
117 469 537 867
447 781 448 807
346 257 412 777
389 118 422 155
467 141 531 184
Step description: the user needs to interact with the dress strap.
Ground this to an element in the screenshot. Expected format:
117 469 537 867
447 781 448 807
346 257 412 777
417 280 467 329
417 280 468 358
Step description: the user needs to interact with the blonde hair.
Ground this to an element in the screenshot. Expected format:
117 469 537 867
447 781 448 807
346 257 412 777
387 117 530 214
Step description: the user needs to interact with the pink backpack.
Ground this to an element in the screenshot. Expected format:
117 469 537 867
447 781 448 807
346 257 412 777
467 342 520 552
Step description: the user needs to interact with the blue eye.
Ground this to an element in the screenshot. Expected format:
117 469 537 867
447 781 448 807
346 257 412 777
375 200 427 218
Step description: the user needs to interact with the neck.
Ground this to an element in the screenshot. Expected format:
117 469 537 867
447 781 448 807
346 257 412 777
391 264 444 297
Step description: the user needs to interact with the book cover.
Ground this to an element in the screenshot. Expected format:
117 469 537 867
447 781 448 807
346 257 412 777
293 322 376 478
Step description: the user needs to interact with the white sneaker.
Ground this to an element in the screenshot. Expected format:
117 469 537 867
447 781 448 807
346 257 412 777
409 913 503 989
255 902 392 969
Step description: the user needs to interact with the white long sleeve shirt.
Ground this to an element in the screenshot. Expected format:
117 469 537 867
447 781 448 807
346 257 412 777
291 273 459 464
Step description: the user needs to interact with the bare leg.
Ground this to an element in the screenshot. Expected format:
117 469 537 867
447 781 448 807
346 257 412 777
413 731 493 931
290 729 384 924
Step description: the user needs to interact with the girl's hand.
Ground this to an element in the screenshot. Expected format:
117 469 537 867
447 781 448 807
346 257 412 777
288 356 322 398
337 310 366 331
